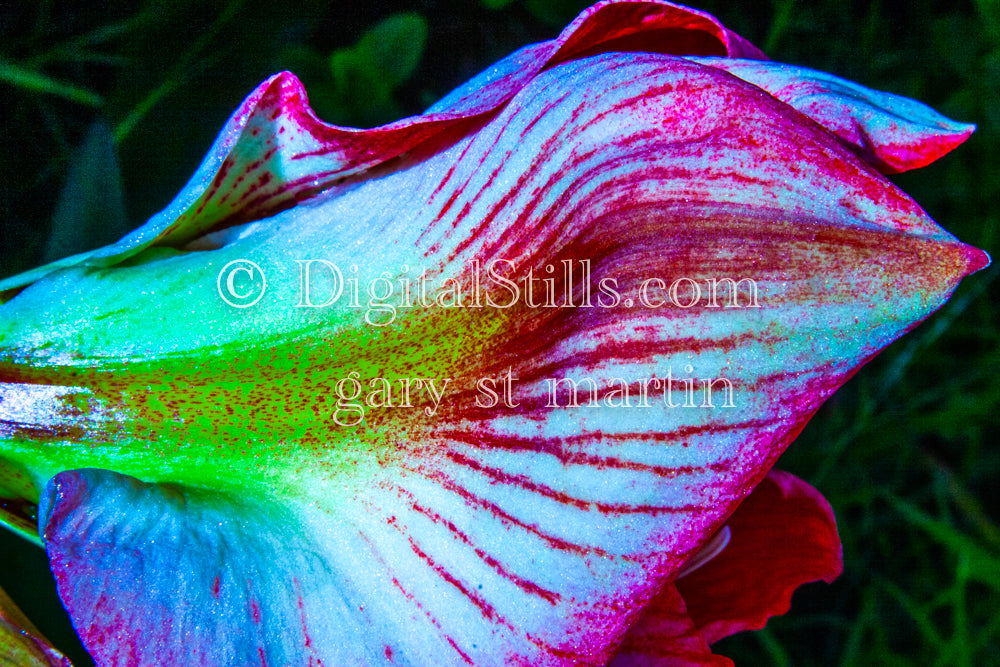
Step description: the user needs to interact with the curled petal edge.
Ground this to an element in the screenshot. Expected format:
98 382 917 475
691 57 975 174
1 0 766 294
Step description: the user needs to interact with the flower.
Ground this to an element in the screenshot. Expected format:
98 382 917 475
0 1 988 664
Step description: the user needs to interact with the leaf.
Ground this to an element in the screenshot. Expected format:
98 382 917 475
355 12 428 86
42 122 129 264
481 0 519 9
0 583 71 666
885 493 1000 592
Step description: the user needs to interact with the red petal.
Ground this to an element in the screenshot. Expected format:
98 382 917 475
551 0 766 63
609 583 733 667
430 1 764 117
675 469 842 644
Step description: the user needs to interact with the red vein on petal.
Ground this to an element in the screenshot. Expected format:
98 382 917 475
561 417 782 444
444 429 736 478
406 534 505 624
401 465 616 559
355 526 475 665
442 450 702 516
512 332 785 386
389 483 561 605
398 529 578 662
388 574 475 666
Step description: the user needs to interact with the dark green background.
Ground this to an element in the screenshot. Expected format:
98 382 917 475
1 1 997 665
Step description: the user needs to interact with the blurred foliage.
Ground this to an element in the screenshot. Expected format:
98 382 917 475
0 0 997 665
289 11 429 126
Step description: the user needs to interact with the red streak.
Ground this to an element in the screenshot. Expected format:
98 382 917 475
407 535 501 623
406 465 616 559
444 450 702 516
395 486 560 605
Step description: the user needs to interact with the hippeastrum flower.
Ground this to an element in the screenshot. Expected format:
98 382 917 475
0 0 988 664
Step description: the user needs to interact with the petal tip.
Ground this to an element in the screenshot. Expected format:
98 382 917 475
956 121 977 138
887 119 976 173
37 470 84 540
965 245 991 275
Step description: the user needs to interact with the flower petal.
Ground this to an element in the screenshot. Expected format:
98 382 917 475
428 0 765 116
674 469 842 644
42 469 366 666
608 583 732 666
40 466 711 665
0 1 766 298
609 469 840 662
0 71 470 295
690 58 974 173
0 49 985 664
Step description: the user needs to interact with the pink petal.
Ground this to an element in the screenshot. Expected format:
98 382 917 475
41 469 350 666
0 1 765 295
691 58 974 173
